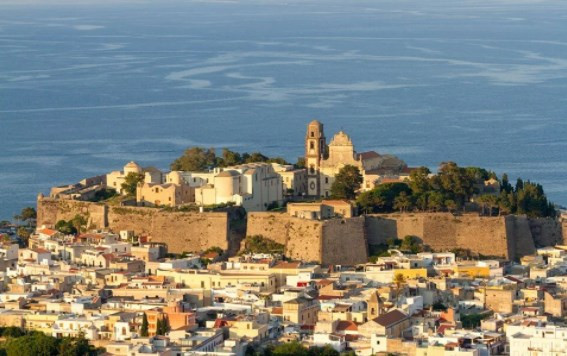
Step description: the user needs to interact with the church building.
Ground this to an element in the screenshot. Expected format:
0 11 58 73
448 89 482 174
305 120 407 198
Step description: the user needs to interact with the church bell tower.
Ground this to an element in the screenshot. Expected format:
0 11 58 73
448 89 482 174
305 120 327 196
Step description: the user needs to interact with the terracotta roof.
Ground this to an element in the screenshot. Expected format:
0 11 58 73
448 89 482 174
271 307 283 315
38 228 57 236
358 151 380 160
336 320 358 331
32 248 50 254
372 310 408 327
316 279 333 287
202 252 219 259
102 253 116 262
437 324 454 335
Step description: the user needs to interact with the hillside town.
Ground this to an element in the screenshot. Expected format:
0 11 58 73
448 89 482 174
1 121 565 355
2 227 567 355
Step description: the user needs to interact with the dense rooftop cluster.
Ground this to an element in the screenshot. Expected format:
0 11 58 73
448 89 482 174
1 224 567 355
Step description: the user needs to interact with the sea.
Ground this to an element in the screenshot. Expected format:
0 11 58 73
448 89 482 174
1 0 567 220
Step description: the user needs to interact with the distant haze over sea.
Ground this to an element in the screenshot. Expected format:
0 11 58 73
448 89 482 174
1 0 567 219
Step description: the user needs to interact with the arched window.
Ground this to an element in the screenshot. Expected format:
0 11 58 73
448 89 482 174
309 141 314 149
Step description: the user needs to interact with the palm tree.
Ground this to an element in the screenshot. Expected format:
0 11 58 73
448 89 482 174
394 192 412 213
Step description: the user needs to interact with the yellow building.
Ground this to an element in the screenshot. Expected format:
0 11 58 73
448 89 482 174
228 319 269 341
394 268 428 280
283 297 319 325
456 265 490 278
24 313 61 333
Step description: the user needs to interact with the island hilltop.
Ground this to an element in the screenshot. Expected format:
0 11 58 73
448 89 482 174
0 120 566 355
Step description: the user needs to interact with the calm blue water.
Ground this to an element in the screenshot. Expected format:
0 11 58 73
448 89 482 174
1 0 567 220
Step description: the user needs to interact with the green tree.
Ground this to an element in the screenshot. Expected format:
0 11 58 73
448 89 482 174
400 235 422 254
55 220 76 235
408 166 431 194
156 317 163 335
14 207 36 227
295 157 306 169
271 342 310 356
393 192 412 213
121 172 144 196
2 327 24 338
309 345 340 356
140 313 149 337
501 173 513 193
59 336 93 356
243 152 269 164
415 193 428 212
70 215 87 234
243 235 284 254
16 227 31 246
444 199 457 212
427 191 444 212
4 331 59 356
218 148 242 167
170 147 217 171
0 220 11 228
330 165 362 200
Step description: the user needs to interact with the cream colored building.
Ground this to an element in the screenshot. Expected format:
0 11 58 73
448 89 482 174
272 163 307 197
304 120 406 197
136 171 194 207
195 162 283 211
282 296 319 325
156 269 277 293
106 161 144 194
287 200 353 220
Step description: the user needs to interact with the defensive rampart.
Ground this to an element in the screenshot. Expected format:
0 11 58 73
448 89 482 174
365 213 564 260
37 197 242 254
38 196 565 263
246 212 368 265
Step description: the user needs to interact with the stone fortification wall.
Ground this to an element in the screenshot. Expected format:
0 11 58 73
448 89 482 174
37 197 107 228
365 213 562 260
246 212 324 263
37 197 236 254
365 213 509 257
321 217 367 266
38 197 564 263
527 218 564 247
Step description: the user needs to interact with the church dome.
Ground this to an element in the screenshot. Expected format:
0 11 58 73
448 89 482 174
124 161 142 175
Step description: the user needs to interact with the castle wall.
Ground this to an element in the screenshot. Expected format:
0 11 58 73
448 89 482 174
37 197 235 254
528 217 564 247
321 217 367 266
37 198 107 229
364 213 563 260
38 197 564 263
246 212 324 263
246 213 368 265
